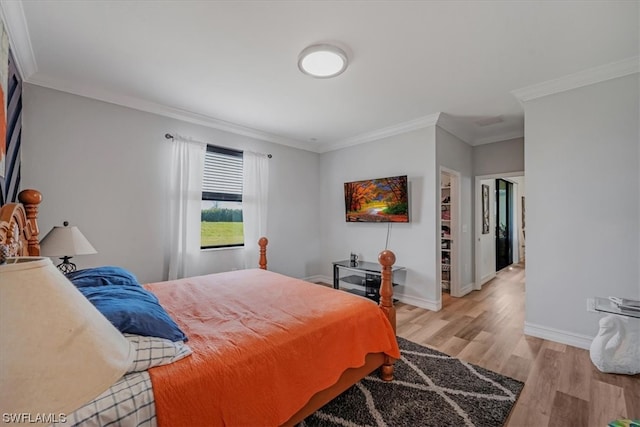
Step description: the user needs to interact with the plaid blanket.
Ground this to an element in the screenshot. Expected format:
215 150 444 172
52 372 155 427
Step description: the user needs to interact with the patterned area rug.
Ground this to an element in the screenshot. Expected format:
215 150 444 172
301 337 524 427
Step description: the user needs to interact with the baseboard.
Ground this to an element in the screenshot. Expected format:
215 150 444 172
395 294 441 311
325 278 441 311
478 272 496 287
523 321 594 350
305 274 331 284
458 282 474 297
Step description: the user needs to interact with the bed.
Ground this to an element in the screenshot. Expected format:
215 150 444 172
0 189 400 426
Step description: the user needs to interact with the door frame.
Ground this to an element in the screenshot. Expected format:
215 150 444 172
495 178 514 271
438 167 462 297
474 171 524 291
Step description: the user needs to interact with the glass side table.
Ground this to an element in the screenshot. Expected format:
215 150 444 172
331 259 405 303
594 297 640 319
589 297 640 375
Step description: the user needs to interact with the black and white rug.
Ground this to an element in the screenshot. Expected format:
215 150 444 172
301 337 524 427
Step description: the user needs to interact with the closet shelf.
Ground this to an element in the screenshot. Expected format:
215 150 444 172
441 172 455 295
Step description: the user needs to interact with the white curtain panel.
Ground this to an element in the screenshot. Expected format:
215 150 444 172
167 137 205 280
242 151 269 269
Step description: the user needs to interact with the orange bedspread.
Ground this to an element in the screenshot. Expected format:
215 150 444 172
144 268 399 427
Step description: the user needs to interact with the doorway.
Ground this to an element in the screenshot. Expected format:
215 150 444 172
474 172 524 290
495 179 513 271
439 167 461 298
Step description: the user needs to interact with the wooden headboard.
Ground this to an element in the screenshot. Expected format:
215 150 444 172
0 189 42 257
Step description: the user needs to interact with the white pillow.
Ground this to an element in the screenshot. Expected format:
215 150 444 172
125 333 192 373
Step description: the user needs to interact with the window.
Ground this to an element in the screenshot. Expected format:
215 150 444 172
201 145 244 248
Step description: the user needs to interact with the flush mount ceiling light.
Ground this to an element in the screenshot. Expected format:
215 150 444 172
298 44 348 78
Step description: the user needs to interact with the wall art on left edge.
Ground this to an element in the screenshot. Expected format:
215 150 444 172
0 19 8 178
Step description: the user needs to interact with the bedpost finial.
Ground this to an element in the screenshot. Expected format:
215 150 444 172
378 250 396 267
16 189 42 256
18 189 43 205
258 237 268 270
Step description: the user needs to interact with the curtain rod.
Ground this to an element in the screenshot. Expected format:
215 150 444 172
165 133 272 158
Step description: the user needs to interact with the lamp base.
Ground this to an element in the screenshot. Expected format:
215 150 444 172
57 256 77 274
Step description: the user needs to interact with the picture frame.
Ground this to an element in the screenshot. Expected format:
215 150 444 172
0 20 7 179
482 184 490 234
521 195 526 234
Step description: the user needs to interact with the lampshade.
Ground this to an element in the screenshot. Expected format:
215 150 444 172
39 223 97 257
0 257 134 425
298 44 348 78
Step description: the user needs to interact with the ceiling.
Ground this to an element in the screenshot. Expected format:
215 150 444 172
3 1 638 152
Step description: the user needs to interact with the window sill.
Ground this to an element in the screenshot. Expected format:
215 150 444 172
200 246 245 252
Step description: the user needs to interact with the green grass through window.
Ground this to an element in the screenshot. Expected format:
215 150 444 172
201 222 244 247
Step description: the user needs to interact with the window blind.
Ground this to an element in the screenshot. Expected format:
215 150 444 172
202 148 243 197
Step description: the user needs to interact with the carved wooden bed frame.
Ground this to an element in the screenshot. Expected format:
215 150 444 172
0 189 397 426
0 189 42 258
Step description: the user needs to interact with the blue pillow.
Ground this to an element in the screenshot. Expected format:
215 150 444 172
78 284 188 342
67 266 140 288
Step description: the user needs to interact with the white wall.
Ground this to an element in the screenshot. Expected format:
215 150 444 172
319 127 439 309
436 126 474 291
509 176 526 261
524 73 639 342
21 84 321 283
478 178 496 284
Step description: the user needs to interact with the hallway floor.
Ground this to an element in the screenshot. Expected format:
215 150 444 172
396 263 640 426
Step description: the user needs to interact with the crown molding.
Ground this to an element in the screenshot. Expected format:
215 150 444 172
472 129 524 146
435 113 473 144
512 56 639 103
0 0 37 79
2 0 634 155
320 113 440 153
434 113 524 146
26 74 322 153
28 71 445 155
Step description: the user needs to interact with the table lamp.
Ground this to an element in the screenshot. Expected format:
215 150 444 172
0 257 134 425
39 221 97 273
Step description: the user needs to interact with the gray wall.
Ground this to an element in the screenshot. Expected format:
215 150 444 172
22 84 321 283
523 73 639 341
436 126 474 290
473 137 524 176
319 127 440 309
28 75 635 351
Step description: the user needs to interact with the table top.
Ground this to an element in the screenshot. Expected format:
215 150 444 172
332 259 405 274
594 297 640 319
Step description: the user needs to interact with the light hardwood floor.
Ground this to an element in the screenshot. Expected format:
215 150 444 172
395 263 639 426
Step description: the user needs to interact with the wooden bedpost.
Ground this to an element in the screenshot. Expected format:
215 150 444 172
378 249 396 381
18 189 42 256
258 237 268 270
